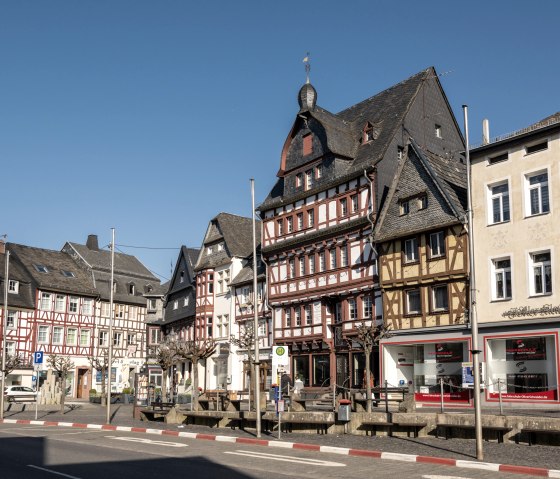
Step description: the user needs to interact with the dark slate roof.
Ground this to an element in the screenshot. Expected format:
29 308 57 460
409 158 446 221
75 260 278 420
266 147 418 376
64 240 158 280
259 68 432 210
0 249 36 309
229 251 266 287
167 246 199 296
373 140 467 242
195 213 261 271
144 281 169 297
8 243 98 296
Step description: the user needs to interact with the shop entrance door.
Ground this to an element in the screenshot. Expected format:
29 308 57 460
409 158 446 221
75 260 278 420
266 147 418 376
76 368 89 398
336 355 349 389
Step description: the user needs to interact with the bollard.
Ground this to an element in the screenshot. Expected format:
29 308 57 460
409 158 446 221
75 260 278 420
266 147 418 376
440 378 444 413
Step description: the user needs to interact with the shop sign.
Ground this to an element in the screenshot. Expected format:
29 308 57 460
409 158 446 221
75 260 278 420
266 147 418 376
415 391 470 402
488 390 556 401
428 343 463 363
505 338 546 361
502 304 560 319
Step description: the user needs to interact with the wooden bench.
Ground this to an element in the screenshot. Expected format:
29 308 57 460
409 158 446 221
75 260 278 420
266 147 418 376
518 428 560 446
437 424 512 443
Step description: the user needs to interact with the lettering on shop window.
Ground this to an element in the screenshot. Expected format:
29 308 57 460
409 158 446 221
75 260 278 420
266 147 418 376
502 304 560 319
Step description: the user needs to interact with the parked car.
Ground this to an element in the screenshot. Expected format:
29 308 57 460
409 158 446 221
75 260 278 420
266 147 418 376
4 386 37 402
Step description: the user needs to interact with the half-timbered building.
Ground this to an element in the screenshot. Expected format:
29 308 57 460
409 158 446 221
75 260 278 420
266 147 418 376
194 212 260 390
373 140 469 405
230 253 271 392
8 242 98 398
0 242 39 388
259 67 464 391
63 234 160 393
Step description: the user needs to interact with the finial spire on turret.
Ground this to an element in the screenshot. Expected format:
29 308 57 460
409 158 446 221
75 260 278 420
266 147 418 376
303 52 310 84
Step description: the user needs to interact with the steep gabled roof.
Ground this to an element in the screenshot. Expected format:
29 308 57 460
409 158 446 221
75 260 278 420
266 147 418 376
373 139 466 242
195 213 261 271
260 68 433 211
8 243 97 296
0 248 36 309
167 246 199 296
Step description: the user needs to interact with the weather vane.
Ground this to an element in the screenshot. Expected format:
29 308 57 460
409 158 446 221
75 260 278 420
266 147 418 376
303 52 311 84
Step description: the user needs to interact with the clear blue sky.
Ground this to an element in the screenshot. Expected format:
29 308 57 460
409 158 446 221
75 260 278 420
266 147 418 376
2 1 558 282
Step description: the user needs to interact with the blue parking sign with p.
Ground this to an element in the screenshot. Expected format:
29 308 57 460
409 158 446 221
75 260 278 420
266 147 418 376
33 351 43 364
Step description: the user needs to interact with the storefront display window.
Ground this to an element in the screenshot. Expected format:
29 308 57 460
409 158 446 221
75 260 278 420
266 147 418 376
487 335 557 401
293 355 309 386
313 355 330 387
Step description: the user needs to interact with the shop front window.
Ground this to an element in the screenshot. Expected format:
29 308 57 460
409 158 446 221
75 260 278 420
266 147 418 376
487 335 556 401
313 355 330 387
293 355 309 387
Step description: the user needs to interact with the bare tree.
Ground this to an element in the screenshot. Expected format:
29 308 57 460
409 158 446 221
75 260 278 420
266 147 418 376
0 353 24 379
47 354 75 412
155 337 180 402
88 349 114 405
174 339 216 410
230 321 256 408
354 322 391 412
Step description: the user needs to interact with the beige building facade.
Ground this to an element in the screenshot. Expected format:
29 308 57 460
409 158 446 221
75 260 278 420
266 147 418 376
471 113 560 406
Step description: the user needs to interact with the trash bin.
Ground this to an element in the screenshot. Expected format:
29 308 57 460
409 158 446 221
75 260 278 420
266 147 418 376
338 399 351 422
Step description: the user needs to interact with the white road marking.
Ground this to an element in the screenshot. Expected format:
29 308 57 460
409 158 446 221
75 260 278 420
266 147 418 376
105 436 187 447
224 449 345 467
27 464 82 479
423 475 473 479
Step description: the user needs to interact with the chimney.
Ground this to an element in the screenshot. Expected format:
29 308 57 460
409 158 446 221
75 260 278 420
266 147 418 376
86 234 99 251
482 119 490 145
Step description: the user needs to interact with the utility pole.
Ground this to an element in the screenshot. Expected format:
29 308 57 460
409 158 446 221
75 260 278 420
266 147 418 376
106 228 115 424
463 106 483 460
251 179 261 438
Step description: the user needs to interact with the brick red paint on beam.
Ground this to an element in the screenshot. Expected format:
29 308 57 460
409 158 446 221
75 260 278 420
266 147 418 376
498 465 550 477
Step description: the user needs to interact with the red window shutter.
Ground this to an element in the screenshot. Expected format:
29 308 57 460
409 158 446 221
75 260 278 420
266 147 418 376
303 134 313 156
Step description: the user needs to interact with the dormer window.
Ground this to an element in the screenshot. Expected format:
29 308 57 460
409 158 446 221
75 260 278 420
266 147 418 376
400 200 410 216
34 264 49 273
397 146 404 160
305 170 313 190
8 280 19 294
435 124 442 139
180 271 185 283
418 195 428 210
363 123 375 143
303 133 313 156
128 283 135 295
61 270 75 278
296 173 303 188
315 164 322 179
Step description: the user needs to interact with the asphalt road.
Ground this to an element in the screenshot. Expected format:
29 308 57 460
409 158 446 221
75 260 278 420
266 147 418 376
0 423 542 479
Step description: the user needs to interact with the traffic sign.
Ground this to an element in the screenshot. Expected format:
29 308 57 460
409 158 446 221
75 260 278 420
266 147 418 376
33 351 43 364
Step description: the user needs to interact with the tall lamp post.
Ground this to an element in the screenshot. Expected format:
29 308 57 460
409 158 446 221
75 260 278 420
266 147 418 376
463 106 483 460
106 228 115 424
251 179 261 438
0 250 9 420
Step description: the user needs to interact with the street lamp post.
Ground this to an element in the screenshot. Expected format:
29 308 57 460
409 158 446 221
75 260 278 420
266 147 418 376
0 250 9 420
251 179 261 438
106 228 115 424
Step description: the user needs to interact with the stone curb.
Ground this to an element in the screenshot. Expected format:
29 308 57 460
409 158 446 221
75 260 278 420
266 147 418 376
2 418 559 478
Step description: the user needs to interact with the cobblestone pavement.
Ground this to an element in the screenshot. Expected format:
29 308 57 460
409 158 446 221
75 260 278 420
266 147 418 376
2 401 559 471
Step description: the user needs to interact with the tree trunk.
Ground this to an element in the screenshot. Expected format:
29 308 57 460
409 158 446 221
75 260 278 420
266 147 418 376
365 347 373 413
59 377 66 413
192 358 199 410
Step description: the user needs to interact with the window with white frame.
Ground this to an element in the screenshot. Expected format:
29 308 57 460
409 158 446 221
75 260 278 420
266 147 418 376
5 342 15 356
286 258 295 279
40 293 52 310
305 170 313 190
319 251 326 272
488 181 510 224
429 231 445 258
38 325 49 343
296 173 303 188
99 330 108 347
295 307 301 326
348 298 358 320
126 333 135 346
206 316 213 337
431 285 448 311
147 299 157 312
309 254 316 275
341 244 349 267
216 314 229 338
113 332 122 347
297 212 304 230
67 328 77 345
149 328 161 345
101 302 110 317
82 298 93 315
258 319 266 337
307 209 314 228
404 238 418 263
340 198 348 216
129 306 138 320
69 296 79 313
6 310 17 329
277 219 284 236
435 124 442 138
183 296 189 307
400 200 410 216
80 329 91 346
418 195 428 210
305 304 312 325
530 251 552 296
363 296 372 318
492 258 512 300
298 256 305 276
53 326 63 344
315 164 322 179
351 194 359 213
285 308 291 327
115 304 126 318
330 249 337 269
287 216 293 233
526 171 550 216
406 289 421 314
8 280 18 294
128 283 135 295
173 300 179 310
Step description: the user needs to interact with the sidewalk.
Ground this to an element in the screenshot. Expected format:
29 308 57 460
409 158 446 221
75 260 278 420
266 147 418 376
2 401 559 473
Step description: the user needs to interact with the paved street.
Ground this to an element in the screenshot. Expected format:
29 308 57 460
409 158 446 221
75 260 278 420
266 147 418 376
0 422 544 479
